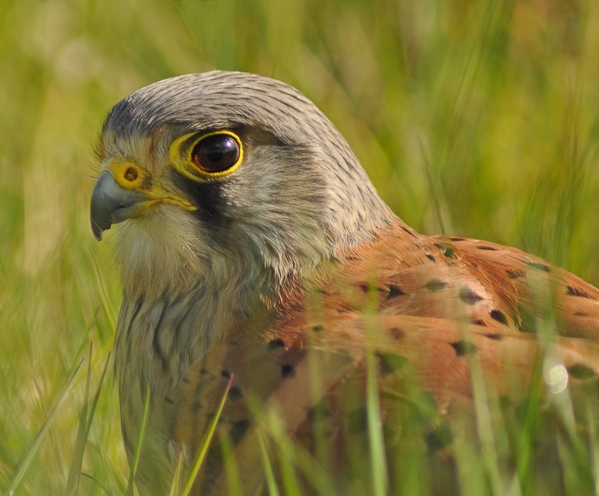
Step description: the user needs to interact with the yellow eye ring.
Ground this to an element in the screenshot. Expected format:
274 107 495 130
169 130 243 181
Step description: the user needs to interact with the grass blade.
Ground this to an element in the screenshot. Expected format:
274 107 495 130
7 357 85 495
66 343 111 494
180 372 234 496
258 432 279 496
126 387 151 496
65 342 93 495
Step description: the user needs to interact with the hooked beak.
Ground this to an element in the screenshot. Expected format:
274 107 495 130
90 171 149 240
90 161 196 241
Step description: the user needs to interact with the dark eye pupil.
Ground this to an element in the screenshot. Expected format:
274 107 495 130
192 134 240 173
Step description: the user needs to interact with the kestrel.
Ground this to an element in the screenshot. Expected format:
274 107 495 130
90 71 599 495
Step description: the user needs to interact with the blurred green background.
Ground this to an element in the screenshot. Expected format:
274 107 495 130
2 0 599 493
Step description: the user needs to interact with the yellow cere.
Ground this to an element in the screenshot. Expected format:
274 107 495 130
106 158 197 212
109 159 146 191
168 130 244 181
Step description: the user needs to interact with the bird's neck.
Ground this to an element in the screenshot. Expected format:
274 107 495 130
113 210 414 384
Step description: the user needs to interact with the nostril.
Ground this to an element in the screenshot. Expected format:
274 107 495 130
124 167 138 182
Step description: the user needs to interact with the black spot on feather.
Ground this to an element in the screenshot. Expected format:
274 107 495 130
231 419 251 444
377 353 408 376
281 364 295 378
490 309 508 325
450 341 477 356
228 387 243 402
388 327 405 339
426 253 436 262
433 243 455 258
527 262 551 272
361 283 384 294
477 245 498 251
450 237 465 242
566 286 593 299
507 269 525 279
442 247 455 258
459 286 484 305
426 425 453 454
312 324 325 332
267 338 285 350
387 285 405 299
567 364 597 380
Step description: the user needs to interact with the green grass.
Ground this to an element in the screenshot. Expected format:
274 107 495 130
2 0 599 494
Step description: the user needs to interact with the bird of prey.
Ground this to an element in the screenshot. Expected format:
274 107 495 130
90 71 599 495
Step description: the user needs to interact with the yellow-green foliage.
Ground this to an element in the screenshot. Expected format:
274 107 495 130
2 0 599 494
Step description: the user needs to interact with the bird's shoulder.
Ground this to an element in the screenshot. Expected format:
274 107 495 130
181 222 599 413
322 221 599 339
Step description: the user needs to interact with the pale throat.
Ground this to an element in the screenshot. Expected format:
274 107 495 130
114 218 267 392
114 202 279 319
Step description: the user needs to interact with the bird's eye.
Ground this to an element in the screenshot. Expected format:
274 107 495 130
190 133 241 175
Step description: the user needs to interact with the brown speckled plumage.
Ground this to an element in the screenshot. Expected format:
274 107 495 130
90 71 599 495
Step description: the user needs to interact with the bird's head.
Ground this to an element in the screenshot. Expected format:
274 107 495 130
91 71 394 299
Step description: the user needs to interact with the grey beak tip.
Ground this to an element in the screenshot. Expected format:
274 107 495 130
92 222 104 241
